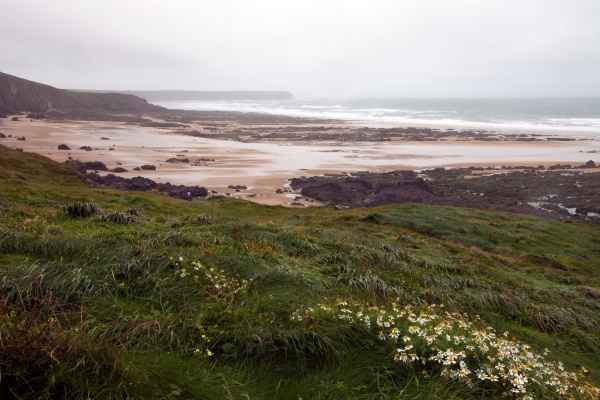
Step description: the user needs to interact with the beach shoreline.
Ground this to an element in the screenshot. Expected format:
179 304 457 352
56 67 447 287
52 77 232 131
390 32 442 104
1 114 599 207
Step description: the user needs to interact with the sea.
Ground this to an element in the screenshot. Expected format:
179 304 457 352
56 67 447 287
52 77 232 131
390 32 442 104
154 97 600 139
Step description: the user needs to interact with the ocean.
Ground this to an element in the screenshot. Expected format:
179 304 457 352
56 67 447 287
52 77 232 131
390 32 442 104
155 97 600 138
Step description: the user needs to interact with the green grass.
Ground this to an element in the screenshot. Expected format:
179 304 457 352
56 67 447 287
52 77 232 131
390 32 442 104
1 145 599 399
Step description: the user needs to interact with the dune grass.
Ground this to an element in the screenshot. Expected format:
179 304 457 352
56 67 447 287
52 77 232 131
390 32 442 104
1 145 599 399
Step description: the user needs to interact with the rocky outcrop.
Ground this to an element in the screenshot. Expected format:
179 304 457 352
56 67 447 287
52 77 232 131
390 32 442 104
166 157 190 163
58 144 71 150
290 171 435 207
83 173 208 200
65 160 108 173
0 71 164 115
228 185 248 191
291 167 600 222
111 167 128 173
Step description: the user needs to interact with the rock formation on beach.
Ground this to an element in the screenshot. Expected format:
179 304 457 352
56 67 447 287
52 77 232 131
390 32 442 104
83 172 208 200
290 167 600 222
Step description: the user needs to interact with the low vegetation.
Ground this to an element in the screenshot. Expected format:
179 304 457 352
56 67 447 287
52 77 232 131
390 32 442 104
63 201 99 218
1 145 599 399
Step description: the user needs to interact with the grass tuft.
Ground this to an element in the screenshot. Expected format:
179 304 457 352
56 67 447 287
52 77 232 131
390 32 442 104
63 201 99 218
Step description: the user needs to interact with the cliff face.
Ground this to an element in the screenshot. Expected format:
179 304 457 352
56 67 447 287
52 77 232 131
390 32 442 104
0 72 163 114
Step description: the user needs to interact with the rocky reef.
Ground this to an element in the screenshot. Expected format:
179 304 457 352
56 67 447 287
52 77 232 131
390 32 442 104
291 166 600 222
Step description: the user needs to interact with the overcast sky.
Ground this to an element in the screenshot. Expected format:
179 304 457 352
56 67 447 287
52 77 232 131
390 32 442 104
2 0 599 98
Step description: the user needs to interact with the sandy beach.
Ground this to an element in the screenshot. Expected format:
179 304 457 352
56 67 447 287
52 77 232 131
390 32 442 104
1 116 599 206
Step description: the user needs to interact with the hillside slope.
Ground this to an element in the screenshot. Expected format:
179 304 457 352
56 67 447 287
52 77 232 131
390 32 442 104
0 72 163 114
1 145 599 399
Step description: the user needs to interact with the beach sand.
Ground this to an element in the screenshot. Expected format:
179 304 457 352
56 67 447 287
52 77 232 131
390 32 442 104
1 117 598 206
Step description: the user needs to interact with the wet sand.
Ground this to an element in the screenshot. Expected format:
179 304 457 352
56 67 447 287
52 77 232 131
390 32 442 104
1 117 599 206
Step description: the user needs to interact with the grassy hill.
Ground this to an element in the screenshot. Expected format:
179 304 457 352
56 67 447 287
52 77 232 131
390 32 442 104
1 144 599 399
0 71 163 115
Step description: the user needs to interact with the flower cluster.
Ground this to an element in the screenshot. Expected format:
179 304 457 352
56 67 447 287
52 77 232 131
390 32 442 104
171 256 250 302
292 301 599 400
193 333 214 358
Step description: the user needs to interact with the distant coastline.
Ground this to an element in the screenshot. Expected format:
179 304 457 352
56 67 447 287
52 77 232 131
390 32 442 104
154 97 600 138
119 90 293 101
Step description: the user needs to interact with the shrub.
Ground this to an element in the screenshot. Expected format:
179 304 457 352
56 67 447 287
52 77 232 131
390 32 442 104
195 214 212 225
362 213 386 224
100 212 136 225
348 271 402 298
0 307 130 400
63 201 98 218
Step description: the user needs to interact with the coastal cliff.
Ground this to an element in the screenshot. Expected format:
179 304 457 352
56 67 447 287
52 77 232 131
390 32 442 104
0 71 164 115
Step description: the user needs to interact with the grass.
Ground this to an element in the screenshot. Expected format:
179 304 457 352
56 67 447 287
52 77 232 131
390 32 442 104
0 145 599 399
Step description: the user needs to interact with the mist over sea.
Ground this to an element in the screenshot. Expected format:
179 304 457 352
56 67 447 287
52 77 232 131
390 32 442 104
156 97 600 138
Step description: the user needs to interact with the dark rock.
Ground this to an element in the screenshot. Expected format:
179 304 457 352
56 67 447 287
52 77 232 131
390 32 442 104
100 137 111 140
290 171 435 207
166 157 190 163
11 116 19 121
82 173 207 200
291 167 600 224
584 160 597 168
0 132 5 139
159 183 209 200
140 164 156 171
26 112 46 119
548 164 572 170
79 146 93 151
58 144 71 150
111 167 128 173
65 160 108 173
228 185 247 190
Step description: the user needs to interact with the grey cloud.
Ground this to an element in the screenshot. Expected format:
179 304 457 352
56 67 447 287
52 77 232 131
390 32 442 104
1 0 599 97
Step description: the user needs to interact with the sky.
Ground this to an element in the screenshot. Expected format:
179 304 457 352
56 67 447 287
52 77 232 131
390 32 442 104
1 0 600 98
